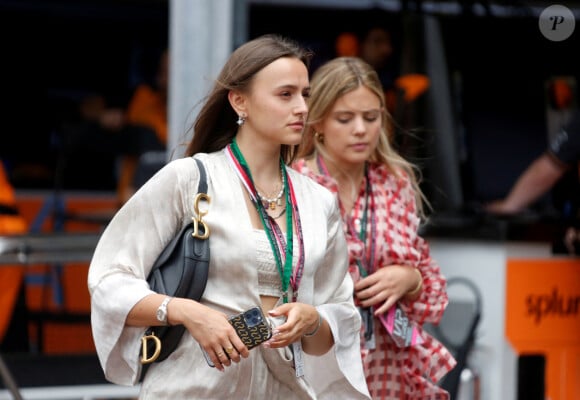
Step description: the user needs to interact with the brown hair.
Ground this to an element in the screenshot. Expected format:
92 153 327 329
185 34 312 163
297 56 428 216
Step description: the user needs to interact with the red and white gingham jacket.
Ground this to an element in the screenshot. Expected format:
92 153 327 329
293 160 457 400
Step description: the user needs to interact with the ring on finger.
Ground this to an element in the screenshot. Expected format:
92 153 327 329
225 347 234 355
216 351 225 358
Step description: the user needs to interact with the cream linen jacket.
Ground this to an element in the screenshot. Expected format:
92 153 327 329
88 151 370 399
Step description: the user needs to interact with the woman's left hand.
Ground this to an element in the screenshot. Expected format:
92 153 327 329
354 265 417 314
264 302 319 348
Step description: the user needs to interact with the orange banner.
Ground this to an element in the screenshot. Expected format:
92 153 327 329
506 258 580 400
506 258 580 344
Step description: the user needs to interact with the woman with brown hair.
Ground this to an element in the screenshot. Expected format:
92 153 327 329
89 35 370 399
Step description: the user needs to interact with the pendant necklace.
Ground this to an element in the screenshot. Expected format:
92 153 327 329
225 139 305 304
257 182 284 210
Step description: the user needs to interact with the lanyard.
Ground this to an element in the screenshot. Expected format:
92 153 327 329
268 176 306 302
226 141 304 303
317 155 376 276
354 191 370 277
353 172 376 278
317 155 377 343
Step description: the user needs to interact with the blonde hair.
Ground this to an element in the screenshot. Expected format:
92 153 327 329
297 56 428 217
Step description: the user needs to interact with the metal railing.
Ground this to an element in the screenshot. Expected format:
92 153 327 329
0 232 142 400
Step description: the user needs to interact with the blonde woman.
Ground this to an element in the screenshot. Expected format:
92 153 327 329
293 57 456 399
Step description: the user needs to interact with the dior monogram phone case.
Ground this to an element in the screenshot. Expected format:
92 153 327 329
202 306 273 367
229 306 272 349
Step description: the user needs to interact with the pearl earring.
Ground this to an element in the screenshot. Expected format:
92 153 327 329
237 115 246 126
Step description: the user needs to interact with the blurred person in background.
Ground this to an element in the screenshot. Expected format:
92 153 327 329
119 48 169 203
486 111 580 254
56 49 168 205
335 25 398 115
335 25 429 146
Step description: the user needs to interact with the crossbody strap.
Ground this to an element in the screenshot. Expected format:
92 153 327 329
193 157 207 194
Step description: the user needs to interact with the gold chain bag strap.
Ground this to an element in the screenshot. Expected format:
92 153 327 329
140 157 210 369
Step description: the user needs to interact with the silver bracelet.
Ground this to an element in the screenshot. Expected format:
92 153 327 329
303 311 322 337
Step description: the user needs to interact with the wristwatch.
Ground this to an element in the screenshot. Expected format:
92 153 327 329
156 296 172 325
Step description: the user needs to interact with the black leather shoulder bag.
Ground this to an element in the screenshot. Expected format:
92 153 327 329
140 157 210 369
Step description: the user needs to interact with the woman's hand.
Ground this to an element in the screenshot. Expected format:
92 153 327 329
264 302 319 347
265 302 332 356
354 265 421 314
173 298 249 372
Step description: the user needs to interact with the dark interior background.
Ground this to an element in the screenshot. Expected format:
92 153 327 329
0 0 169 190
440 13 580 209
248 3 580 215
1 0 579 216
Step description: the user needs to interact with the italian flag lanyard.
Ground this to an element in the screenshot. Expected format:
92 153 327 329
226 140 305 303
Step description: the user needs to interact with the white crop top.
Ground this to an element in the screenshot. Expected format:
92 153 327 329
257 226 304 300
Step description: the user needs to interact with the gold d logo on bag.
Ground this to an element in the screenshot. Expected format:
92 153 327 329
192 193 211 239
141 333 162 364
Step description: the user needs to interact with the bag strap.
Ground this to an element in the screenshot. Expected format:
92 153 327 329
193 157 207 194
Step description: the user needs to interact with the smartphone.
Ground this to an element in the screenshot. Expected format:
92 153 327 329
201 345 215 367
201 306 273 367
228 306 272 350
